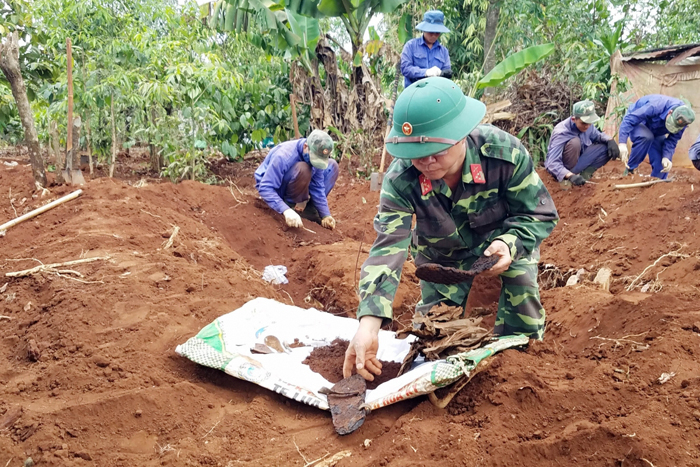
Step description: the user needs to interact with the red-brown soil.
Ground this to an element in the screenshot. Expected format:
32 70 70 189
302 339 402 390
2 150 700 466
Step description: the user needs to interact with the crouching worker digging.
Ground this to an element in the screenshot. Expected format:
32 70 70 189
254 130 339 230
343 77 559 381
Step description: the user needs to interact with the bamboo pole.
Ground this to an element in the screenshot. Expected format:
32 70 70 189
290 94 300 139
0 190 82 233
66 38 73 158
613 179 671 190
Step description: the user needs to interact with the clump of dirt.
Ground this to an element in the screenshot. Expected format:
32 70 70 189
303 339 402 390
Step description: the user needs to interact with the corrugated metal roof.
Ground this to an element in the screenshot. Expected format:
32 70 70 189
622 43 700 62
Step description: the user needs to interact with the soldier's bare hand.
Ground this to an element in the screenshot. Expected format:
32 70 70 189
343 316 382 380
484 240 512 275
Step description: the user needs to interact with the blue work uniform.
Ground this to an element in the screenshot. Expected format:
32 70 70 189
254 138 338 218
400 36 451 88
618 94 687 179
545 117 611 182
690 134 700 171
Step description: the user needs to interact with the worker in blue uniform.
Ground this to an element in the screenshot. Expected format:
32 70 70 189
254 130 338 230
617 95 695 179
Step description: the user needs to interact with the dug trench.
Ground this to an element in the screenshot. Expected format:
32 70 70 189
1 152 700 466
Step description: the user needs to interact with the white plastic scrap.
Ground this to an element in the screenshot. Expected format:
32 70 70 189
262 265 289 285
3 161 18 167
658 372 676 384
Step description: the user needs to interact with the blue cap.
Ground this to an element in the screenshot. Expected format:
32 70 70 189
416 10 450 34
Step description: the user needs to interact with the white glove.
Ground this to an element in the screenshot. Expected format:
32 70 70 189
618 143 629 167
661 157 672 173
425 66 441 77
321 216 336 230
283 209 303 228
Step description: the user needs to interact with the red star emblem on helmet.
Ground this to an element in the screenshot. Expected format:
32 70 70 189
402 122 413 135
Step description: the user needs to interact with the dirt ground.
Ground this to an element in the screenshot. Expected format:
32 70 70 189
2 150 700 466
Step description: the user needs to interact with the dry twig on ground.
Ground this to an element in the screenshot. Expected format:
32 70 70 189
161 225 180 249
626 249 688 291
5 256 110 278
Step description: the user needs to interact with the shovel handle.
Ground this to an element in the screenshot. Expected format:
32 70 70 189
378 126 391 173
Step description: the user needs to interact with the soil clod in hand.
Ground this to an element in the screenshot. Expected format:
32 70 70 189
319 374 367 435
415 255 499 285
302 338 402 390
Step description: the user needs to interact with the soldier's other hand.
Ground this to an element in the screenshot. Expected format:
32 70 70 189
661 157 672 173
569 174 586 186
618 143 629 167
484 240 512 275
343 316 382 381
283 209 303 228
607 140 620 160
425 66 441 77
321 216 336 230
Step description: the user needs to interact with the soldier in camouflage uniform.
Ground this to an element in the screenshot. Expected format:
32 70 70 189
343 77 559 381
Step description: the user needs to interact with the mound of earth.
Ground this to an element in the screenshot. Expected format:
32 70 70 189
1 150 700 466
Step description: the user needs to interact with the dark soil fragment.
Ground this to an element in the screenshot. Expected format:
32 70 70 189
302 338 402 390
415 255 499 285
320 374 367 435
26 339 41 362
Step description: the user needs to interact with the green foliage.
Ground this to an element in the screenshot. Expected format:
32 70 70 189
0 0 299 181
476 43 555 90
516 111 557 165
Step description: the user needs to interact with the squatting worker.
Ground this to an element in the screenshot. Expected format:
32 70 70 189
400 10 452 89
617 94 695 179
691 134 700 171
545 100 619 187
342 77 559 381
254 130 338 230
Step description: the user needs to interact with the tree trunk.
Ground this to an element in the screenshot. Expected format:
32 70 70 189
148 106 161 173
483 0 501 98
110 95 116 178
85 111 93 175
0 32 47 188
50 120 64 184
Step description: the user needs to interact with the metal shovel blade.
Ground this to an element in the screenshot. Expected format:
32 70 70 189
70 169 86 186
370 172 384 192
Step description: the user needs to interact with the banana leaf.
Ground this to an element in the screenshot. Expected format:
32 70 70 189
477 43 555 89
398 13 413 44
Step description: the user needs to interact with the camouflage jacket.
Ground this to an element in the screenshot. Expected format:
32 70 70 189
357 124 559 321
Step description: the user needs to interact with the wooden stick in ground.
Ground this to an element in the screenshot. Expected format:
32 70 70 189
0 189 82 233
290 94 300 139
378 126 391 173
65 38 73 173
613 179 670 190
5 256 109 278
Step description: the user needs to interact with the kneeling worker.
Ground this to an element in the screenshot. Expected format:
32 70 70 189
342 77 559 381
545 100 619 186
254 130 338 230
617 94 695 179
691 134 700 171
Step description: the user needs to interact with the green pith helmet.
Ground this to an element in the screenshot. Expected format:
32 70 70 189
572 100 600 124
385 77 486 159
306 129 334 169
665 105 695 134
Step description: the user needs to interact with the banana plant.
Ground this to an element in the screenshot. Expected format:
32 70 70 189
287 0 408 62
475 43 555 91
